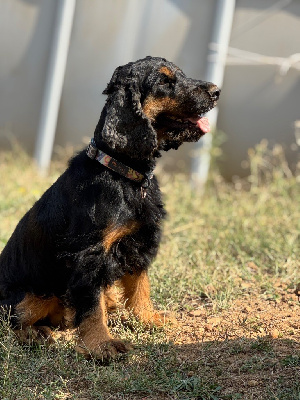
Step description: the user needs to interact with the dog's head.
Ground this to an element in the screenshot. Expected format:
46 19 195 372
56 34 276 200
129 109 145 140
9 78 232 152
95 56 220 159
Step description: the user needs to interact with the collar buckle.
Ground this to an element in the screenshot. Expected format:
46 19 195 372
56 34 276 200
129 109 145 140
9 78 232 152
86 138 98 159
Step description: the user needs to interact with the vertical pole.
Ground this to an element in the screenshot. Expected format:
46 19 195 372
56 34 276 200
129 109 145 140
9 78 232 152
34 0 76 174
191 0 236 190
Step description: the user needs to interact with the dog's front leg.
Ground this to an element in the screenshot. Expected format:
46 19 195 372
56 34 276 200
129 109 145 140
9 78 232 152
120 271 173 327
70 290 132 361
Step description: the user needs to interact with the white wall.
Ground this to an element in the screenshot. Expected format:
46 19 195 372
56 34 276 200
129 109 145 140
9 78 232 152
0 0 299 178
0 0 57 151
56 0 216 150
218 0 300 178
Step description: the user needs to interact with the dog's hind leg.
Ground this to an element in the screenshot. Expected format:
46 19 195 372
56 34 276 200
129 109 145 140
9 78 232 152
11 293 63 344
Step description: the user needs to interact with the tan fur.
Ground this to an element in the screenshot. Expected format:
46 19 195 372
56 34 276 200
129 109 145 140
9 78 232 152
15 293 64 327
120 271 165 326
159 66 175 78
102 221 140 253
142 96 179 121
76 292 132 359
14 294 64 344
77 292 111 349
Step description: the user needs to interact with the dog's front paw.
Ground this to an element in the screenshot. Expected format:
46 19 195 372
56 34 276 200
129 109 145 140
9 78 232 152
76 339 133 362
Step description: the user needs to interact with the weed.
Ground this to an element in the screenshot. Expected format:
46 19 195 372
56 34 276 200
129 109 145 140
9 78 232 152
280 354 300 367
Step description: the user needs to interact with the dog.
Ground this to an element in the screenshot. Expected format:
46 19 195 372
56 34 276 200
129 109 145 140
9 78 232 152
0 56 220 361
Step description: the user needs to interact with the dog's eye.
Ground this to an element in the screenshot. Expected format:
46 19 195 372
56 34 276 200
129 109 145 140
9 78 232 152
159 75 175 88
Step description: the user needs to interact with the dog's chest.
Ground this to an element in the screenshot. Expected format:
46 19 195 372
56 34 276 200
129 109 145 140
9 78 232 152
101 187 165 264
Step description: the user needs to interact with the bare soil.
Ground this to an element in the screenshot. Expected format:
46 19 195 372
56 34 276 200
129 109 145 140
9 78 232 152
163 283 300 399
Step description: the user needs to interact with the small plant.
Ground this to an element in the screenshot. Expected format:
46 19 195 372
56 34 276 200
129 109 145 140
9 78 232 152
280 354 300 367
250 337 273 353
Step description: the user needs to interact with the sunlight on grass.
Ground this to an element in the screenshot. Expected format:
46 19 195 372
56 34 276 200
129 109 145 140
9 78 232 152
0 140 299 399
151 141 300 311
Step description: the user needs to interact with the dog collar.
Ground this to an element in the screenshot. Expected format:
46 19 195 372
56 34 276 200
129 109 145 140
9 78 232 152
86 139 153 192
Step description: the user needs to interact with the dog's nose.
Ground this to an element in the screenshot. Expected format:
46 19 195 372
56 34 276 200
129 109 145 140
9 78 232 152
208 84 221 101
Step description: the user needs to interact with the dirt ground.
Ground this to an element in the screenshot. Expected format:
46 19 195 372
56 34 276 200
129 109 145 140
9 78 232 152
52 282 299 399
163 283 300 399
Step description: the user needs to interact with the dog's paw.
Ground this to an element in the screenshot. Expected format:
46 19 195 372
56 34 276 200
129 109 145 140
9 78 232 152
14 326 55 345
76 339 133 362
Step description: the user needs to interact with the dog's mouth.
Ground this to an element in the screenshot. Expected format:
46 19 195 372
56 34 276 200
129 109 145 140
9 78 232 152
181 115 210 133
154 113 211 135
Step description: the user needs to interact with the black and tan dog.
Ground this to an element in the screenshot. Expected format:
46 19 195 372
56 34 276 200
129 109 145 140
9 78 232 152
0 56 220 360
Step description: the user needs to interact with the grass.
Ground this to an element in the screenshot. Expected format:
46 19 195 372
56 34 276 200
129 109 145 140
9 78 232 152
152 141 300 311
0 140 299 399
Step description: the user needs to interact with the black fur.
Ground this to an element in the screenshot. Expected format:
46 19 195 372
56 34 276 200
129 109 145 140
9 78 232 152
0 56 219 329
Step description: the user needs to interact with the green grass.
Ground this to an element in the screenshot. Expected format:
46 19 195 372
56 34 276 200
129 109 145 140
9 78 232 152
0 140 299 399
151 141 300 311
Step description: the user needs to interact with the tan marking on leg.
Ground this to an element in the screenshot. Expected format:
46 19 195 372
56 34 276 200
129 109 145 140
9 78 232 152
15 294 63 326
142 96 180 121
14 294 64 344
76 292 132 360
120 271 166 326
77 292 111 350
102 221 139 253
121 272 176 327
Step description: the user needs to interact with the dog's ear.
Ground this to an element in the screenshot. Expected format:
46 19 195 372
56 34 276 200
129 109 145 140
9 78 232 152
96 65 157 159
102 66 125 95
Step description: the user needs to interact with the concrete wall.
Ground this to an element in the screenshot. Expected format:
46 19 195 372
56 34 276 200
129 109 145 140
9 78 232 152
218 0 300 178
0 0 299 178
0 0 57 151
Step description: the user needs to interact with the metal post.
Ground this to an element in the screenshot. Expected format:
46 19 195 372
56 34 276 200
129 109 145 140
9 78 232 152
34 0 76 174
191 0 236 189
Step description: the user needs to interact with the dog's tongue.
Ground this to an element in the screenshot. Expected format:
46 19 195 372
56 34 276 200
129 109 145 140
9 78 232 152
188 117 210 133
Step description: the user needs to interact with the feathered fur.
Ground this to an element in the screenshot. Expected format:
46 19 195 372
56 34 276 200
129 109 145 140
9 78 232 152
0 56 219 360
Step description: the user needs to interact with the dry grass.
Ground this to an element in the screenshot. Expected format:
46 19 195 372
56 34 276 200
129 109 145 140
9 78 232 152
0 140 300 399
